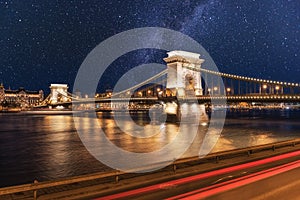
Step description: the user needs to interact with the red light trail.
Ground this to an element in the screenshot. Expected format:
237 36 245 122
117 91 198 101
95 150 300 200
168 160 300 199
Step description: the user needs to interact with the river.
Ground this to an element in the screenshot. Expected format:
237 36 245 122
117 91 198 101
0 109 299 187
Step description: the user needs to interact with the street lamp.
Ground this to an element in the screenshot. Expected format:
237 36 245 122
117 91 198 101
226 87 231 93
275 85 280 94
147 90 152 97
262 84 267 94
207 88 211 95
213 87 218 95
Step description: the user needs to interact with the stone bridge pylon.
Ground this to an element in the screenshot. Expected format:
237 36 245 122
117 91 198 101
163 50 205 98
49 84 69 104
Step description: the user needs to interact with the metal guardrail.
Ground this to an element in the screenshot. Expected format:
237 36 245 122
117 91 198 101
1 138 300 199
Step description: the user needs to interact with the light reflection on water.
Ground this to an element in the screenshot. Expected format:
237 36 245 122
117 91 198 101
0 110 299 187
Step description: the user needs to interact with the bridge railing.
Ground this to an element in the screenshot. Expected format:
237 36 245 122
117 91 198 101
1 138 300 199
196 94 300 102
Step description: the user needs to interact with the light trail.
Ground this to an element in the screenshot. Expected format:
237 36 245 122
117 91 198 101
94 150 300 200
170 160 300 199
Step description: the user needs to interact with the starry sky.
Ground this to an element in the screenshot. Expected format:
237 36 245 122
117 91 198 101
0 0 299 94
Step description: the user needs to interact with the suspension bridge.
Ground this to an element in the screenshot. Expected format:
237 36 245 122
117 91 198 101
37 50 300 112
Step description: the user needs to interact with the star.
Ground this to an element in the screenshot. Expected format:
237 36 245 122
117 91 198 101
0 0 298 93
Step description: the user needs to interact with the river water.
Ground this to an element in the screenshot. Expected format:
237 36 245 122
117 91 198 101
0 109 299 187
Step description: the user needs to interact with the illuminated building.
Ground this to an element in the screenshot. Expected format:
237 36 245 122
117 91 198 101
0 83 44 109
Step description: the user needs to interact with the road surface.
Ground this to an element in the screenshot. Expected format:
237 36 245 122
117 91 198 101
95 150 300 200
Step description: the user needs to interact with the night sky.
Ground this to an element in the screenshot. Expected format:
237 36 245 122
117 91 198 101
0 0 299 94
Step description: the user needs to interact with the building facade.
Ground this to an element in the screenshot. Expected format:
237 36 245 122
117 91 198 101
0 83 44 109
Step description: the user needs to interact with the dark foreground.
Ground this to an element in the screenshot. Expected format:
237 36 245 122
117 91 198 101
1 139 300 200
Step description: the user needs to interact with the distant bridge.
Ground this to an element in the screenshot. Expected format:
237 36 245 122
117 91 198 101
38 50 300 110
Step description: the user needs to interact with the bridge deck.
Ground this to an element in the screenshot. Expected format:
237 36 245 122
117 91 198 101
50 94 300 106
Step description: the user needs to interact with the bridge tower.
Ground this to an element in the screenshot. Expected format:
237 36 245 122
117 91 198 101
164 50 204 98
49 84 69 103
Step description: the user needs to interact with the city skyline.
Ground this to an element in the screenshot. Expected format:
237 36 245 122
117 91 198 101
1 1 300 197
0 0 299 94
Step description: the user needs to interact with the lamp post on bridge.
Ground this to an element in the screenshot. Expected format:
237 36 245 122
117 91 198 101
262 84 268 94
156 87 163 97
147 89 152 97
275 85 280 95
207 88 211 95
213 86 218 95
138 91 143 97
226 87 231 95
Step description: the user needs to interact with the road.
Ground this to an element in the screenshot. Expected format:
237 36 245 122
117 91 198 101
94 150 300 200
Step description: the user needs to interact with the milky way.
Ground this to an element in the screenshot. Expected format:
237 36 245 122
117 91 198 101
0 0 299 93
